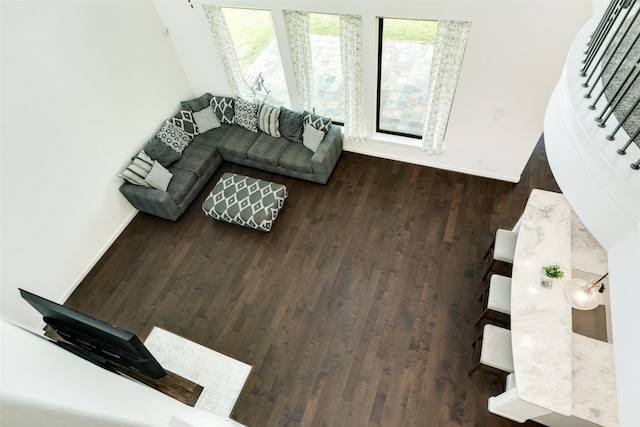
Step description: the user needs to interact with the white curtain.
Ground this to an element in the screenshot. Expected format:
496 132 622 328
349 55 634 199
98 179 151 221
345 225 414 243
340 14 366 142
203 5 247 99
283 11 313 112
422 21 471 154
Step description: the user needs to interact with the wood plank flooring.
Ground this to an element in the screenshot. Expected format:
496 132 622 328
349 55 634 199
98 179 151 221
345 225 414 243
67 135 560 426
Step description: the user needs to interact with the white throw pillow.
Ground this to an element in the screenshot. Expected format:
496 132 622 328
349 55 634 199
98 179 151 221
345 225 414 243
118 150 153 186
302 123 325 153
144 161 173 192
234 98 259 133
257 104 281 137
193 106 221 133
157 120 191 153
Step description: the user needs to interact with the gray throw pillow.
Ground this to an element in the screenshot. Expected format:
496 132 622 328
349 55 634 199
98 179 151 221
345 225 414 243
170 109 198 138
144 136 181 168
211 96 235 124
234 98 259 133
279 107 304 143
303 111 332 132
181 93 213 112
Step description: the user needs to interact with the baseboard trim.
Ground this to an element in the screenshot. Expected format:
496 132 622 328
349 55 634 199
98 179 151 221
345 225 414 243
342 145 522 183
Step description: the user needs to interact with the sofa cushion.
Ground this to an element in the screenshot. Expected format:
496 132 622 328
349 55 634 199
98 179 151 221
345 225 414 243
279 143 313 174
304 111 332 132
193 107 221 133
257 104 281 137
279 107 304 143
211 96 235 124
216 125 260 159
181 93 213 112
118 150 154 186
157 120 191 154
170 110 198 138
302 123 325 153
144 136 181 168
247 133 290 166
193 123 232 149
166 168 198 206
145 161 173 192
171 142 219 178
234 98 259 133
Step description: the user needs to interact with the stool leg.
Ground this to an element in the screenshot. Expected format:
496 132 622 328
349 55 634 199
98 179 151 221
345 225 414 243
482 260 496 281
483 240 495 260
468 335 483 376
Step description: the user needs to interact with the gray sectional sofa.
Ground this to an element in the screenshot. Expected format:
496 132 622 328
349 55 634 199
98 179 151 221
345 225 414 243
119 93 343 221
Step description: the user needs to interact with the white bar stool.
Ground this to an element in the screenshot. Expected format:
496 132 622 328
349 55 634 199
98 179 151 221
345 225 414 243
483 228 518 280
468 324 514 382
475 274 512 327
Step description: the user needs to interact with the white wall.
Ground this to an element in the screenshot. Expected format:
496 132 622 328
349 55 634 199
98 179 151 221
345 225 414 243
0 320 232 427
0 0 195 327
154 0 592 182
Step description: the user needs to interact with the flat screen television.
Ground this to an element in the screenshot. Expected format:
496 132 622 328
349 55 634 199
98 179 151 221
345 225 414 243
19 288 167 379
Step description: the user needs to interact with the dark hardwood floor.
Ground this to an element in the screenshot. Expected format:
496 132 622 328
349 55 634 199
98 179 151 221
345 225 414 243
67 135 560 426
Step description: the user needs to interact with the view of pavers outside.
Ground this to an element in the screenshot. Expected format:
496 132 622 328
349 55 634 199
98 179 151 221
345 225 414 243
246 36 433 136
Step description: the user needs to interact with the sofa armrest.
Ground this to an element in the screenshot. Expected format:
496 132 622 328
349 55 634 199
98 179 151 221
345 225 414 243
119 182 182 221
311 126 343 184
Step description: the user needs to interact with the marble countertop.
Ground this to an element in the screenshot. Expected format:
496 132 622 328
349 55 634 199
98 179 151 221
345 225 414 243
511 189 574 415
511 189 618 425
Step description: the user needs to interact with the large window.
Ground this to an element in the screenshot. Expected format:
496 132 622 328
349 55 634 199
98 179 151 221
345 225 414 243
376 18 438 138
309 13 344 123
222 7 290 107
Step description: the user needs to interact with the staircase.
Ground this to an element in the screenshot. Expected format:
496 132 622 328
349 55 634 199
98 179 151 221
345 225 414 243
543 1 640 425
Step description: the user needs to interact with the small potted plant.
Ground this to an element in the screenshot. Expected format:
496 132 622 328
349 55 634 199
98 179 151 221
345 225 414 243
541 264 564 288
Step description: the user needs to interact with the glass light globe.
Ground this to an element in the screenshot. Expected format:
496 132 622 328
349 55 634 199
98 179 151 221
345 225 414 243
563 278 601 310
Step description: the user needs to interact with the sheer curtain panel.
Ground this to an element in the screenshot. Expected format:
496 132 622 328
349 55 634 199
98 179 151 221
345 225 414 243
203 5 246 99
340 14 366 142
283 11 313 112
422 20 471 154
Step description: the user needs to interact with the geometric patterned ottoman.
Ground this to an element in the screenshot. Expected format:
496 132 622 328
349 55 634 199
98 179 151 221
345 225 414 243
202 172 288 232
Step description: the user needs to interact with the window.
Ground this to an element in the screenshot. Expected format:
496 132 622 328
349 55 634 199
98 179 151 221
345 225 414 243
309 13 344 123
222 7 290 107
376 18 438 138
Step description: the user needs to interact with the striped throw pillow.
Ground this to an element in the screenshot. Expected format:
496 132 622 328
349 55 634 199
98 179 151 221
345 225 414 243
118 150 153 186
257 104 281 137
144 161 173 192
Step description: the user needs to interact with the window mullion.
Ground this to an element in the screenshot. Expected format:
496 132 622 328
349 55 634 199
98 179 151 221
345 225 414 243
271 9 301 111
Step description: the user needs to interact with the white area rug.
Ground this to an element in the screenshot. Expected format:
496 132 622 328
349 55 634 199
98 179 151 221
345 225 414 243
144 327 252 418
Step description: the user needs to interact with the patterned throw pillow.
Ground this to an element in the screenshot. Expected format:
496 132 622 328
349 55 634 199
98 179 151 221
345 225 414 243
257 104 281 137
170 110 198 138
144 161 173 192
234 98 260 133
157 120 191 153
180 93 214 112
193 107 221 133
279 107 304 143
118 150 153 186
302 123 325 153
210 96 235 124
303 112 332 132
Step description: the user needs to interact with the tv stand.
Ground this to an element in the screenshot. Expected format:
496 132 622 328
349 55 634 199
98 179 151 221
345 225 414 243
44 326 203 406
116 364 203 407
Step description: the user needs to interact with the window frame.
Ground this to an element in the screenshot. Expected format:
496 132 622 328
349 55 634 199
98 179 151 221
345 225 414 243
375 17 429 140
